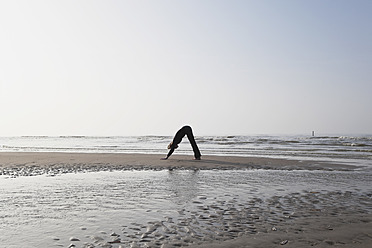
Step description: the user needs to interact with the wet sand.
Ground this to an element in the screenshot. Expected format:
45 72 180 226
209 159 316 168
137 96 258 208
193 208 372 248
0 153 371 248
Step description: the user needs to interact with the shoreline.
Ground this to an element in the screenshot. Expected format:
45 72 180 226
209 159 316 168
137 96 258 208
0 152 359 177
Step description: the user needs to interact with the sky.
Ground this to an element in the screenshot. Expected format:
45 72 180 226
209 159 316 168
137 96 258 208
0 0 371 136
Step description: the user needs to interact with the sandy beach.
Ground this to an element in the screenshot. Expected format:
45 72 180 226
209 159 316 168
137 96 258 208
0 152 359 175
0 153 371 248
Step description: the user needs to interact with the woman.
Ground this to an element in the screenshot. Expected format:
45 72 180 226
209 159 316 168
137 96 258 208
162 126 201 160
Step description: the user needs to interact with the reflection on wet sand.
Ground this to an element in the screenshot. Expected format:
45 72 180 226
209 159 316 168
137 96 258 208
0 169 371 247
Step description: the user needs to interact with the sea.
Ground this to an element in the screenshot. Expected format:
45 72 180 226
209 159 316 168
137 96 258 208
0 134 371 168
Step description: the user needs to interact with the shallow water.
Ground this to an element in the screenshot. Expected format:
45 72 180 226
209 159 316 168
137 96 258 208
0 169 371 247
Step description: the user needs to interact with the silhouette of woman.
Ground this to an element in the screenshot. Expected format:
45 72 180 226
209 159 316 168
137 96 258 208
162 126 201 160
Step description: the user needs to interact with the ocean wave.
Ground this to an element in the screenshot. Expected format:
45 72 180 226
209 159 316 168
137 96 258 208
20 136 50 139
338 136 372 141
137 136 171 141
1 135 371 167
309 136 340 139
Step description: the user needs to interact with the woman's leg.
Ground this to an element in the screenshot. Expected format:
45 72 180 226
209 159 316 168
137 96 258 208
185 126 201 159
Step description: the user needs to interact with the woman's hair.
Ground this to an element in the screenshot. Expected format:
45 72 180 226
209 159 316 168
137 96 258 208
168 142 178 149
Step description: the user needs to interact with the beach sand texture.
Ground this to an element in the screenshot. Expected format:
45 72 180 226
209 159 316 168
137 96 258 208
0 153 371 248
0 152 359 175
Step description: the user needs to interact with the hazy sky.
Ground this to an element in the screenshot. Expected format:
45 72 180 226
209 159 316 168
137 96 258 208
0 0 371 136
